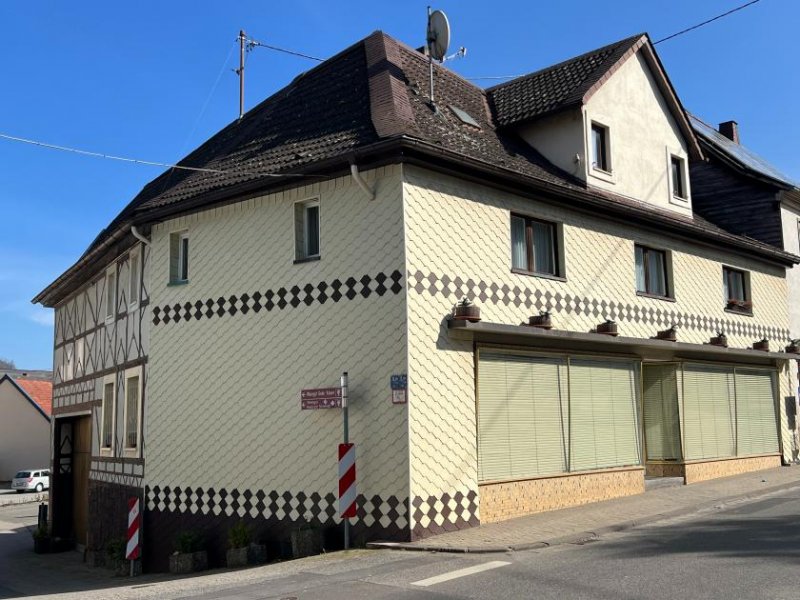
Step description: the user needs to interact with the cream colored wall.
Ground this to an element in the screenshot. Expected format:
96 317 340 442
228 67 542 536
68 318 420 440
780 205 800 339
51 242 150 486
0 381 51 481
145 166 410 529
403 165 793 523
584 52 692 216
519 110 585 179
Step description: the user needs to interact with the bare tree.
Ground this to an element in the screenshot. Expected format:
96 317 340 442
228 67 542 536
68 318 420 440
0 358 15 370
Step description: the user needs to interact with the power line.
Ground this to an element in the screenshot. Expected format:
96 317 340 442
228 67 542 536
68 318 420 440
247 38 325 62
467 75 524 81
654 0 762 44
0 132 313 178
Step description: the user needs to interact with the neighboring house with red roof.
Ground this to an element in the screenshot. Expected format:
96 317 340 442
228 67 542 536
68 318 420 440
0 375 52 481
33 29 799 572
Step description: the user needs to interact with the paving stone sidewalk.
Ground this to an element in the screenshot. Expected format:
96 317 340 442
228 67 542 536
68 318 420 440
370 466 800 553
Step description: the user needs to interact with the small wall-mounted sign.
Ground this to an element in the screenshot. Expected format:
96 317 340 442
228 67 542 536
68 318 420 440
391 374 407 404
301 387 342 410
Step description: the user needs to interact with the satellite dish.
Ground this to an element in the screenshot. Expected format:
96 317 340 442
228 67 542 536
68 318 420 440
427 9 450 62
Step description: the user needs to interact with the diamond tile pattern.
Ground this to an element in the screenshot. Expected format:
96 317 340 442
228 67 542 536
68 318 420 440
145 485 408 529
402 167 796 537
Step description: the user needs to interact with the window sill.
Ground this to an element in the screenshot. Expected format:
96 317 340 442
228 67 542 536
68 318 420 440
294 255 321 265
725 306 754 317
511 268 566 283
123 448 139 459
168 279 189 287
590 166 615 184
99 448 114 458
636 291 676 303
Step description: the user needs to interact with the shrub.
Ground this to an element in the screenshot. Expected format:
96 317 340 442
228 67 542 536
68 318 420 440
105 537 126 561
228 521 251 549
174 530 204 554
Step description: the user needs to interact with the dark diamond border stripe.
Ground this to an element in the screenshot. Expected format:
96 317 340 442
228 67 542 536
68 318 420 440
152 270 403 326
145 485 409 529
411 491 480 539
411 271 792 343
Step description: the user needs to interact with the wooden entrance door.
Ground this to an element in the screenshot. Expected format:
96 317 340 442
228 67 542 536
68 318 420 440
72 416 91 547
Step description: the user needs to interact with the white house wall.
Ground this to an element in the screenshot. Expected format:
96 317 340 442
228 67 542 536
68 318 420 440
144 166 410 543
584 52 693 216
0 381 50 481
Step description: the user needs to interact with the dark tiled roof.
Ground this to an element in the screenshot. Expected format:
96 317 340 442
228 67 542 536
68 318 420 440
488 34 646 127
690 114 798 189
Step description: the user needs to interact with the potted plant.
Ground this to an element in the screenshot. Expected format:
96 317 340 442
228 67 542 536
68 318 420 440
169 530 207 574
247 539 268 565
753 338 770 352
528 311 553 329
105 537 128 576
227 521 250 568
32 525 50 554
452 298 480 322
709 332 728 347
595 319 618 336
654 325 677 342
290 522 323 558
786 339 800 354
726 299 752 312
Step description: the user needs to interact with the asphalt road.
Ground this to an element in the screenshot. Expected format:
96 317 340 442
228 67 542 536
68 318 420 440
2 488 800 599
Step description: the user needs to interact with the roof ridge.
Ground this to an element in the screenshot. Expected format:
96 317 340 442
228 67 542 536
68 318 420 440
486 32 646 93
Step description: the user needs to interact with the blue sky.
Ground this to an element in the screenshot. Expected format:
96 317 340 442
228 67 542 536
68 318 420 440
1 1 798 369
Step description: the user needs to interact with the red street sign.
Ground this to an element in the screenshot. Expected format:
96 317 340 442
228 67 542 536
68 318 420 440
338 443 357 518
126 497 141 560
301 387 342 410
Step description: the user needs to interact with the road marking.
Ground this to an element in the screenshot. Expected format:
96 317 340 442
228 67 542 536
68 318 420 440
410 560 511 587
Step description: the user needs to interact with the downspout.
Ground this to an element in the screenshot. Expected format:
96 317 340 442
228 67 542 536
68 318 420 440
350 163 375 201
131 225 151 246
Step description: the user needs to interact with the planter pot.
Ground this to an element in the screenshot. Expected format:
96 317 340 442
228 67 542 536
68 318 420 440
528 314 553 329
596 321 618 336
247 543 267 565
453 304 481 322
107 557 128 577
709 334 728 348
33 537 50 554
786 343 800 354
227 547 248 568
655 327 677 342
291 528 323 559
753 340 770 352
170 550 207 574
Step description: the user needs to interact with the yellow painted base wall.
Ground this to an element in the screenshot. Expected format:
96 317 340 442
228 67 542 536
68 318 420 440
683 455 782 484
479 467 645 524
645 463 685 478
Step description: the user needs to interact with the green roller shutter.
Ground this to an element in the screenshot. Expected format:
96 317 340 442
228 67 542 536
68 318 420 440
643 364 682 461
477 352 568 482
735 369 779 456
682 365 736 460
569 359 641 471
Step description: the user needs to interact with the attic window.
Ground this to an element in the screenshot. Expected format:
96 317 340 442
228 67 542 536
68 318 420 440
449 106 480 128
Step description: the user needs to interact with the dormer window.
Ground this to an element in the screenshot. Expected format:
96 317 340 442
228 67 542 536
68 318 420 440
591 123 610 172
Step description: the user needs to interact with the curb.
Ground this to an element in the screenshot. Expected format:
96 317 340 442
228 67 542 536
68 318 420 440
0 493 48 508
368 479 800 554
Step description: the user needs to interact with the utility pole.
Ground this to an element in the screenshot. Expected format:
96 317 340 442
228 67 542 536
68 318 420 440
236 30 246 120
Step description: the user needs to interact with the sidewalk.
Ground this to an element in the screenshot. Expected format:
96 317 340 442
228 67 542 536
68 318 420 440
370 466 800 553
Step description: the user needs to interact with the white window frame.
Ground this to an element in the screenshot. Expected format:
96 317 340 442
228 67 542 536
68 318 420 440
105 267 117 323
667 149 691 205
100 374 116 457
294 198 321 262
169 230 190 284
122 366 143 458
128 248 140 310
589 120 613 179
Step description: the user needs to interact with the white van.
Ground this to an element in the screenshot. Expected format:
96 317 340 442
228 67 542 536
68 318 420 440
11 469 50 493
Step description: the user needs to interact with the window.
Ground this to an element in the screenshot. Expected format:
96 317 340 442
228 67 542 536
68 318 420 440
101 378 115 454
65 343 74 381
169 231 189 283
511 214 560 277
123 368 142 456
723 266 751 313
129 251 140 308
75 337 84 378
591 123 610 172
105 270 116 321
670 155 687 199
294 199 320 261
635 245 670 298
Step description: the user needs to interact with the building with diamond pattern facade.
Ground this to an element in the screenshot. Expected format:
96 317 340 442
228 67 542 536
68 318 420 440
34 30 800 571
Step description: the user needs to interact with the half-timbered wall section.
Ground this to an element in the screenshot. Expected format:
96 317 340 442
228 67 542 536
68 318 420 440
51 242 150 547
